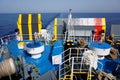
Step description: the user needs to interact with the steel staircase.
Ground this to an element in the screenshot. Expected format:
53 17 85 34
59 48 95 80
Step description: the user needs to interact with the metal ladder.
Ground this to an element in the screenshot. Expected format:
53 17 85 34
59 48 93 80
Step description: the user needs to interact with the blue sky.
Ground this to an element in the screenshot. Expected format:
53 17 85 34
0 0 120 13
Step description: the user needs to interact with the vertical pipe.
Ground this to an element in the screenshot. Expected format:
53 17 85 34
38 14 42 33
71 57 74 80
28 14 33 40
17 14 23 40
53 18 57 41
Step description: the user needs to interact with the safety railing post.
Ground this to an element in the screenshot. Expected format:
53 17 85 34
59 63 61 80
71 57 74 80
69 48 71 63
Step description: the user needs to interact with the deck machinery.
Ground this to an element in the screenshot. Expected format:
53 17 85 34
53 10 106 42
0 10 120 80
53 10 113 80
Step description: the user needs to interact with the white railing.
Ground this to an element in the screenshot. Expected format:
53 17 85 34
56 33 105 42
55 48 88 65
59 57 93 80
113 35 120 41
0 32 109 46
59 48 89 79
0 33 43 44
0 33 16 44
58 47 104 80
59 57 72 78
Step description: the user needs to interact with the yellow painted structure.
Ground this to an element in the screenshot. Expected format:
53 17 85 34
18 42 25 46
101 18 107 40
102 18 106 32
28 14 33 40
53 18 58 41
61 72 94 80
17 13 42 40
17 14 23 40
38 14 42 33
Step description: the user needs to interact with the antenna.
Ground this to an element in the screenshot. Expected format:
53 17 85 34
69 8 72 14
67 9 75 40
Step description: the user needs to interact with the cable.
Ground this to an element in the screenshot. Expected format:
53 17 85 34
0 58 16 79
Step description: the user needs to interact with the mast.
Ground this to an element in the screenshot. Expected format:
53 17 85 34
67 9 75 40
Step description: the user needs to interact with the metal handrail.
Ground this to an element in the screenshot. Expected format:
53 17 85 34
0 32 107 45
59 47 98 79
59 57 73 78
60 64 72 72
60 69 71 77
59 56 93 79
55 48 88 66
53 47 88 67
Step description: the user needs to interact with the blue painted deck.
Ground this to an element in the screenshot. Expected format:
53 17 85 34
7 40 64 75
90 42 120 73
52 40 63 56
0 39 120 75
90 42 111 49
98 57 120 73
